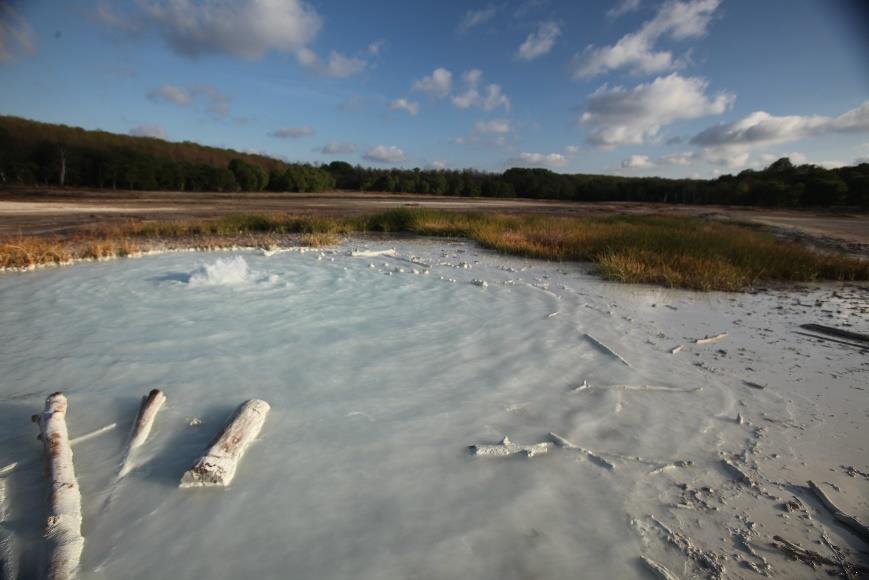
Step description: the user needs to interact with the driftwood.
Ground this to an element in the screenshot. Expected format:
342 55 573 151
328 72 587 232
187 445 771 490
118 389 166 478
583 334 631 367
807 480 869 543
800 323 869 344
469 436 552 458
669 344 684 355
180 399 270 488
32 393 84 580
721 458 758 488
743 380 765 390
695 332 728 345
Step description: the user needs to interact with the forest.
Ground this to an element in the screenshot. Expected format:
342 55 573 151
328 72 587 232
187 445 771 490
1 115 866 207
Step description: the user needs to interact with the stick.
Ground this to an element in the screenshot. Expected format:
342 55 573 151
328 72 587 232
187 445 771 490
807 480 869 543
32 393 84 580
670 344 684 355
584 333 631 367
548 432 614 470
469 436 552 458
695 332 727 345
771 535 868 573
180 399 270 488
118 389 166 478
0 423 117 476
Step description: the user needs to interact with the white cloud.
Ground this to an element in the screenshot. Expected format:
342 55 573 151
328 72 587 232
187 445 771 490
579 73 734 147
148 84 191 106
363 145 407 164
690 101 869 147
474 119 512 134
269 126 314 138
817 160 846 170
318 143 357 155
128 124 167 139
138 0 321 59
459 6 497 33
572 0 720 78
147 84 230 115
412 67 453 98
607 0 642 19
517 21 561 61
428 160 448 170
507 152 568 168
564 145 580 154
621 155 654 169
0 2 35 63
368 38 386 55
450 70 511 112
296 48 366 77
389 98 420 115
620 151 696 169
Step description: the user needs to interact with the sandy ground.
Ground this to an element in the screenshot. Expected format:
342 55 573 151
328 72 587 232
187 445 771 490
1 188 867 255
0 240 866 579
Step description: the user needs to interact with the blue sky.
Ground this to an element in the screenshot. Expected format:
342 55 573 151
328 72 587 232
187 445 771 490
1 0 867 177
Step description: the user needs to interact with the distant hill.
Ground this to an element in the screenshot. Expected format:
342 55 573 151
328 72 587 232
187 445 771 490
1 115 866 207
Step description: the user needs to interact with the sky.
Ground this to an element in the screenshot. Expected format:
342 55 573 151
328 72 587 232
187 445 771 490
1 0 868 177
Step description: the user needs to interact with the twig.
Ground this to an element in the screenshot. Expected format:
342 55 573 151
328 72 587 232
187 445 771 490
641 555 679 580
695 332 728 345
548 433 614 470
584 333 631 367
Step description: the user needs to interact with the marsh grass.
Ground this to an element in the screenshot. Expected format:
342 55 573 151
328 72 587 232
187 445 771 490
1 208 866 291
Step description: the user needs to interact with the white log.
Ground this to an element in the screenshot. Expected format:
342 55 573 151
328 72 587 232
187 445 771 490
548 432 614 470
694 332 728 345
118 389 166 478
32 393 84 580
180 399 270 488
469 435 552 458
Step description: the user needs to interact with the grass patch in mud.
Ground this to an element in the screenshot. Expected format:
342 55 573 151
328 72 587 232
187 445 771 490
2 208 866 291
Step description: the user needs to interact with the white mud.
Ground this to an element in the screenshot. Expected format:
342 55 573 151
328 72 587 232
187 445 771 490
0 239 866 579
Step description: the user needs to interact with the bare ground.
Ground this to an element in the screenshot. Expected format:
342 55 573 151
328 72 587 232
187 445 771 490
1 188 867 255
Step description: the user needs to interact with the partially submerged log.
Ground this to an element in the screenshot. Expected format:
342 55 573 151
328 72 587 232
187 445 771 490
807 480 869 543
548 432 614 470
32 393 84 580
640 556 679 580
118 389 166 478
180 399 270 488
469 436 552 458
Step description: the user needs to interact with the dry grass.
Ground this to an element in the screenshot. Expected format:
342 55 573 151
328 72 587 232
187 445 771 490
1 208 866 291
299 232 340 247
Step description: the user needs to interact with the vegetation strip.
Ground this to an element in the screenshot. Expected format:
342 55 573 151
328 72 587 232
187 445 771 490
1 209 867 291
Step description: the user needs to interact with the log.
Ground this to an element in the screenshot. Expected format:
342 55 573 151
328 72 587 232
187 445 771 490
641 556 679 580
695 332 727 345
32 393 84 580
584 333 631 367
548 432 614 470
468 435 552 458
180 399 270 488
807 480 869 544
118 389 166 478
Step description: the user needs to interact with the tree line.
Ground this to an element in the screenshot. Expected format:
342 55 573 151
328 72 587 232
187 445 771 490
1 115 866 206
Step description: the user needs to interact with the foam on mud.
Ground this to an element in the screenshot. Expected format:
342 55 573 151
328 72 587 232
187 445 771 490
187 256 251 287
